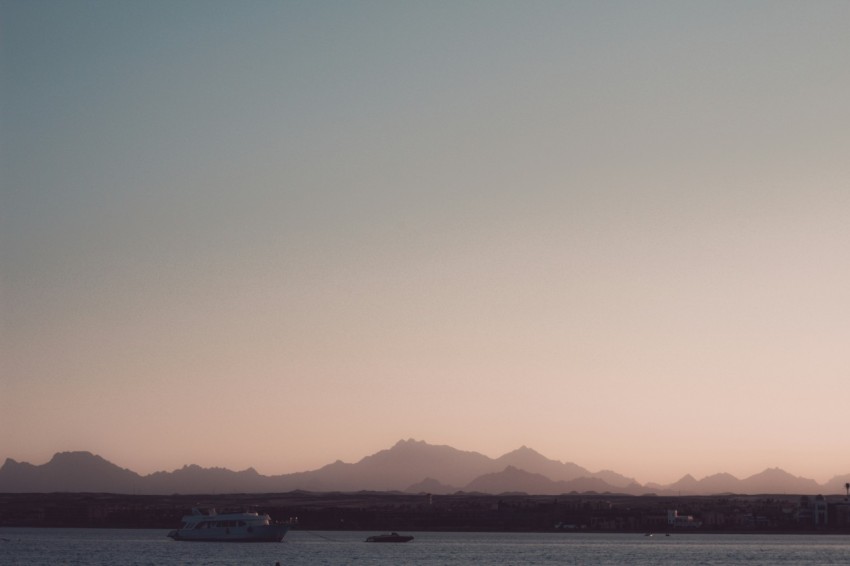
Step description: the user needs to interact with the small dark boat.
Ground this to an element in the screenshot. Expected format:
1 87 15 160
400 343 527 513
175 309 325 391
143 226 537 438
365 532 414 543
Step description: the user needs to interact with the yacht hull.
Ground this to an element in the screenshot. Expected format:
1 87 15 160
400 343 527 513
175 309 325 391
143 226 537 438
168 524 289 542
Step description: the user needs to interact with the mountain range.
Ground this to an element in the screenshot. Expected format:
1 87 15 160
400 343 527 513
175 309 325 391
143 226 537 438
2 439 848 496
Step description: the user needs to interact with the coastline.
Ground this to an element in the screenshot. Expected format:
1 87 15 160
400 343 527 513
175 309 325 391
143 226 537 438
2 491 848 534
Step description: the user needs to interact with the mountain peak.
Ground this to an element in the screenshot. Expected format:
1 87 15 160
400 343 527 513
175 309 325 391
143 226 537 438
50 451 98 462
48 451 128 472
465 464 554 494
509 445 540 456
0 450 140 492
748 467 795 480
499 446 547 461
496 446 590 483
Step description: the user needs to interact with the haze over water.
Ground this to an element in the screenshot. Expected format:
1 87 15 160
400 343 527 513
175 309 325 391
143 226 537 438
2 1 849 486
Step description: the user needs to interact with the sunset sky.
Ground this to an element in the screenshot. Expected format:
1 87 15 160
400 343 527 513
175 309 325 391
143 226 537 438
2 1 849 486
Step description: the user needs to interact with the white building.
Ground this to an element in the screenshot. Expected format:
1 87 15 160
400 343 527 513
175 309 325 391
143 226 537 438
667 509 702 528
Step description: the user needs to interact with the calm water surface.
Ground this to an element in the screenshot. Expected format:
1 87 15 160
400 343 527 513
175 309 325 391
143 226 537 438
1 528 849 565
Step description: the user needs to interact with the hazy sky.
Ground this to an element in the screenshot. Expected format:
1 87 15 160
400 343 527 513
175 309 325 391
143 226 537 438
2 0 849 486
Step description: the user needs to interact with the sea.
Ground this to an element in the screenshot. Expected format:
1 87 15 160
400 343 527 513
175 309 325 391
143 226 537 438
1 528 848 565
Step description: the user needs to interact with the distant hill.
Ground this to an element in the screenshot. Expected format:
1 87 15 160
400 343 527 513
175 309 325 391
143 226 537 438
739 468 822 495
465 465 564 495
824 474 850 496
660 469 826 496
464 466 629 495
490 446 636 488
145 464 274 493
1 440 846 496
0 452 142 493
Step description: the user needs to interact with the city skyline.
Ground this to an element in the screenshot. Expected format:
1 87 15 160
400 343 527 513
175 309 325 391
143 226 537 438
2 1 849 486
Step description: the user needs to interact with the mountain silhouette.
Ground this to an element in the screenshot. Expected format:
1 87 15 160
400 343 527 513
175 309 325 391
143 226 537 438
667 473 700 493
145 464 272 493
1 440 845 496
270 439 497 491
824 473 850 496
0 452 142 493
495 446 590 482
739 468 822 494
466 465 558 494
464 466 627 495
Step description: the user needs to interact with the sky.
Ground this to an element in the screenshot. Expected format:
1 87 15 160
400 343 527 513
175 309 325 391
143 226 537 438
2 0 849 486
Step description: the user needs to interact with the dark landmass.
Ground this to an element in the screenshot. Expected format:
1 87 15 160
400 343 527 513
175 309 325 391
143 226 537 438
3 440 849 496
2 491 849 533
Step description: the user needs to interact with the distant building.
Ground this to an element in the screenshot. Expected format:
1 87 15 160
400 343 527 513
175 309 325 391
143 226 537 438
667 509 701 529
796 496 813 525
831 502 850 528
797 495 832 528
813 495 828 527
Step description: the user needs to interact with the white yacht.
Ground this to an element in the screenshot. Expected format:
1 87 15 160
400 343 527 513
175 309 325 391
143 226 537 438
167 508 290 542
